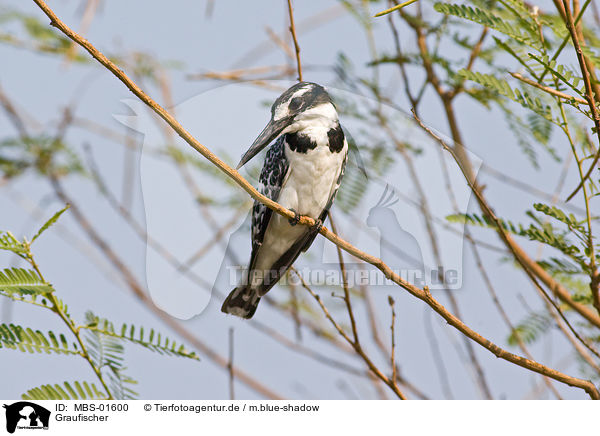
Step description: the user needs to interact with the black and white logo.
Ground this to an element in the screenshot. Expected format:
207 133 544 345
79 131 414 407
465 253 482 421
3 402 50 434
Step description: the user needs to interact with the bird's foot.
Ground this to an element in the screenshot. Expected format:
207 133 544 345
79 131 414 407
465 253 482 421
311 218 323 233
288 209 301 226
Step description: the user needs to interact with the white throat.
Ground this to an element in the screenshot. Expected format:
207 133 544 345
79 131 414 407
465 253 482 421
282 103 338 138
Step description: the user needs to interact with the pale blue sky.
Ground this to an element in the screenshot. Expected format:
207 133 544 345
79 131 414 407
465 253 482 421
0 0 592 399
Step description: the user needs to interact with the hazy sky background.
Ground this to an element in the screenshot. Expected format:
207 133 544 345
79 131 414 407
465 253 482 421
0 0 591 399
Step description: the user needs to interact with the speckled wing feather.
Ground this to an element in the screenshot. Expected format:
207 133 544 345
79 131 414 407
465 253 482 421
248 136 289 270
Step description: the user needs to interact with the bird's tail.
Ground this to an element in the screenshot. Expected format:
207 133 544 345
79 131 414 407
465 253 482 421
221 285 261 319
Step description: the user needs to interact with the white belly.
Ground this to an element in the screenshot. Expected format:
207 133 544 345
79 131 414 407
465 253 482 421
279 142 347 217
250 141 347 288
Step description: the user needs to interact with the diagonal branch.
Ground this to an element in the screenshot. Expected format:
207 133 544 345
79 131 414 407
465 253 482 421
31 0 600 400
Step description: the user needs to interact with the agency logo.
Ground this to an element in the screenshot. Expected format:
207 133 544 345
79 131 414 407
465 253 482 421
3 402 50 434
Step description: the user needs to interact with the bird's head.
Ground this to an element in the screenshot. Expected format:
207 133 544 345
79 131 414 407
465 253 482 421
237 82 337 169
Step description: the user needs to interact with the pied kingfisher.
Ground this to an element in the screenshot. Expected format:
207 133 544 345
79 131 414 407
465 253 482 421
222 82 348 319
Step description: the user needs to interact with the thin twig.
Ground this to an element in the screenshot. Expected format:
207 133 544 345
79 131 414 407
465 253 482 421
379 106 494 399
286 0 303 81
510 72 587 104
292 267 408 399
388 296 398 385
228 327 235 400
265 26 295 60
328 213 359 343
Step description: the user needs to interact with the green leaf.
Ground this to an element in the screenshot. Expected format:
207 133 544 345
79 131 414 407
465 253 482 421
533 203 587 235
581 46 600 70
447 212 583 260
0 231 26 255
537 257 582 275
433 3 539 48
508 311 552 345
21 381 107 400
31 204 70 243
0 268 54 298
82 312 140 400
458 69 556 124
0 323 80 356
528 54 586 100
497 102 559 168
335 166 369 214
81 313 199 361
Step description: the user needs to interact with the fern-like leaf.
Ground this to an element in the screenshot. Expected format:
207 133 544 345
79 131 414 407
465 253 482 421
528 54 586 99
0 231 26 255
82 313 199 361
0 268 54 298
0 323 80 356
537 257 582 275
21 381 107 400
447 212 583 260
434 3 539 48
82 312 140 400
508 311 552 345
533 203 587 236
458 70 556 124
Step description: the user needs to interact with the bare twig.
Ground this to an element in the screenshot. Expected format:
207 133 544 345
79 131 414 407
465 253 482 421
228 327 235 400
292 268 408 400
510 72 587 105
286 0 303 81
265 26 295 60
0 84 29 139
388 296 398 385
328 213 359 343
378 107 494 399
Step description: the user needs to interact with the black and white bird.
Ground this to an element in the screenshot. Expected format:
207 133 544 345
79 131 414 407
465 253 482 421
221 82 348 319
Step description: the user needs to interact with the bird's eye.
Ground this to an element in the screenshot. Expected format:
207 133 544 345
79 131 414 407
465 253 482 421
288 97 302 111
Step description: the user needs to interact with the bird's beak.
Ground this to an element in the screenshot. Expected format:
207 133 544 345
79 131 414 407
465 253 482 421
237 116 293 169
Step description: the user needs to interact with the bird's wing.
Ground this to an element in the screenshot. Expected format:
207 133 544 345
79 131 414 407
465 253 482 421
248 136 290 271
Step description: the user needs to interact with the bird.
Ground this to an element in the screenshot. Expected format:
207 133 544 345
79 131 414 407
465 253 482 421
221 82 348 319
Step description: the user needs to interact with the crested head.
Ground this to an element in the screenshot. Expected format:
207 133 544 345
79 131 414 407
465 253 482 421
271 82 337 123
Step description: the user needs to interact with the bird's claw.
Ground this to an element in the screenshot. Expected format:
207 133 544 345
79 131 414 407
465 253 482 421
288 209 301 226
312 218 323 233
